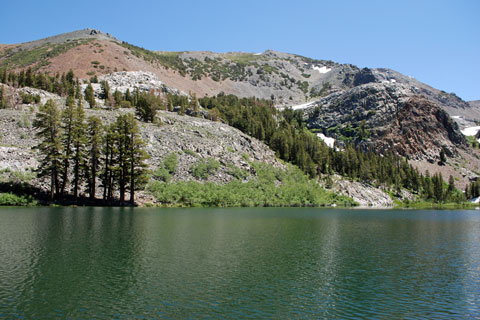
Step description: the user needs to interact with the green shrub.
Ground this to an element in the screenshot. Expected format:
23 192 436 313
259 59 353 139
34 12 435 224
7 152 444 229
164 153 178 174
21 93 40 104
227 164 249 180
120 100 132 108
153 153 178 183
183 149 197 157
0 193 37 206
191 158 220 180
17 114 31 128
153 167 171 183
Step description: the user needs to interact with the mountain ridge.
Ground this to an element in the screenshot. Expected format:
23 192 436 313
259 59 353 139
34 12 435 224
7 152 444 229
1 29 476 116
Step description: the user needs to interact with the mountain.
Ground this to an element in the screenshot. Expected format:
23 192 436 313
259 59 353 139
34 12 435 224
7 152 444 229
1 29 477 120
1 29 480 200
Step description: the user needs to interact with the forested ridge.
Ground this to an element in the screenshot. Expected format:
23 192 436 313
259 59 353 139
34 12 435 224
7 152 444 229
198 94 466 203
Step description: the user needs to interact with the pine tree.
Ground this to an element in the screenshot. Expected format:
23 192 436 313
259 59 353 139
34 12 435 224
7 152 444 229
125 88 132 103
25 67 35 87
33 100 63 200
74 78 81 100
100 80 110 105
433 172 444 202
0 68 7 84
424 171 433 199
113 114 131 202
113 89 122 107
440 149 447 164
66 69 75 86
59 101 75 195
447 175 455 196
86 116 103 200
36 73 50 91
84 83 96 108
102 124 117 202
0 86 6 109
125 114 149 204
465 185 471 200
18 70 25 87
190 93 199 115
138 93 163 122
71 102 88 199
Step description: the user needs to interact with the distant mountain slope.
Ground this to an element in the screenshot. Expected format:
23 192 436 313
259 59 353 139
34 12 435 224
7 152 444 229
1 29 476 120
469 100 480 109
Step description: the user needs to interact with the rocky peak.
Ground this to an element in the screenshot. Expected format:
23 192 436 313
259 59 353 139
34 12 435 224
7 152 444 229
353 68 377 86
12 29 119 52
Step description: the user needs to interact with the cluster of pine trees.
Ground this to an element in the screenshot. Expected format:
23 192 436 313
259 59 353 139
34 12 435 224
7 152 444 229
0 67 81 98
465 179 480 200
34 99 149 204
0 67 170 120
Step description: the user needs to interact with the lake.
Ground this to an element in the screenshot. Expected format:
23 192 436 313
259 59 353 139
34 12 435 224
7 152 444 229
0 207 479 319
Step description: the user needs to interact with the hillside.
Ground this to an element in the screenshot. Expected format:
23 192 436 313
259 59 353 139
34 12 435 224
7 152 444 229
1 29 480 205
0 96 284 205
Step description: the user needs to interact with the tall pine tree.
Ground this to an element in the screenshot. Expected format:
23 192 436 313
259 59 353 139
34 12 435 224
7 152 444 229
60 99 75 195
33 100 63 199
86 116 103 200
84 83 96 108
71 101 87 199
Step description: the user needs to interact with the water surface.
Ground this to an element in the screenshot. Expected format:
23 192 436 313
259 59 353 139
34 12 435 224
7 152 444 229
0 207 479 319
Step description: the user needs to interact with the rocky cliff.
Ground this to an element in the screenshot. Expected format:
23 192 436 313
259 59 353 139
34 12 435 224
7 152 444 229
303 82 468 162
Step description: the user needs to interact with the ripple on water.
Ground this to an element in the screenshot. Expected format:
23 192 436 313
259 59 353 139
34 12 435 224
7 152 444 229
0 207 479 319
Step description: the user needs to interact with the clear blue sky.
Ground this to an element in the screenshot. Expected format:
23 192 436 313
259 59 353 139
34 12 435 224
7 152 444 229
1 0 478 100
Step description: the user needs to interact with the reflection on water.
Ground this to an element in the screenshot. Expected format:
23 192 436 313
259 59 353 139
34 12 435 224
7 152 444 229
0 207 479 319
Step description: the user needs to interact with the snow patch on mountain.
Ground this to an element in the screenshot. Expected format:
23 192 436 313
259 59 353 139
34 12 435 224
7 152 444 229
461 126 480 136
317 133 335 148
313 66 331 74
291 101 316 110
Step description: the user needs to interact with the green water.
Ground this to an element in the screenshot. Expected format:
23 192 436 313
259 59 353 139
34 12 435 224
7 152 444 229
0 207 479 319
